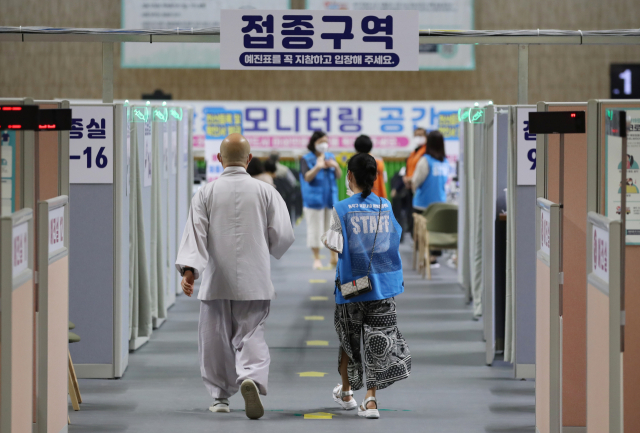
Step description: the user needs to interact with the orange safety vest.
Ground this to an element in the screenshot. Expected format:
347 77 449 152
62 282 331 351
406 145 426 179
371 157 388 198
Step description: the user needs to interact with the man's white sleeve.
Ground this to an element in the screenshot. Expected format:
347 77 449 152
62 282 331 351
175 189 209 280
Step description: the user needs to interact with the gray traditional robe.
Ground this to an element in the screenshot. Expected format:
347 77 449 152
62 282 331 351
175 166 295 300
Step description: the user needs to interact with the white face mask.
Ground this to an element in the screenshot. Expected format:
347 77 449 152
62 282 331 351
345 174 354 196
412 136 426 147
316 142 329 154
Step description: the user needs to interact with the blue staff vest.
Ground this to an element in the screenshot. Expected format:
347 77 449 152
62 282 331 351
300 151 339 209
334 192 404 304
413 155 450 209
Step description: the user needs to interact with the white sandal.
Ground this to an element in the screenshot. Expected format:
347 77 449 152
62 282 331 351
332 384 358 410
209 398 230 413
358 396 380 419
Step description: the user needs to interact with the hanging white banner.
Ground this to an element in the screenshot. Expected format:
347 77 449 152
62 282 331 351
306 0 475 71
220 9 419 71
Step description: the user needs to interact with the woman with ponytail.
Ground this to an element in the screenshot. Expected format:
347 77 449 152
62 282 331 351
321 153 411 420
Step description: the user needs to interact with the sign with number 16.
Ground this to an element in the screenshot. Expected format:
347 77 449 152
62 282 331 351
69 105 113 184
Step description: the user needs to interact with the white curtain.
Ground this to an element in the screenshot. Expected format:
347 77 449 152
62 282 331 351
130 121 153 344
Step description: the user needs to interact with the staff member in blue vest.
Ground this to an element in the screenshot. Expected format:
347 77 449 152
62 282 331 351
300 130 341 269
412 130 450 266
322 153 411 420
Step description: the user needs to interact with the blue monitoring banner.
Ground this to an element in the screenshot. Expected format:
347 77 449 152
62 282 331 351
221 10 418 71
189 100 489 182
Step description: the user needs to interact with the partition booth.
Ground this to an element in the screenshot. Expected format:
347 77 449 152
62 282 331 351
67 103 130 379
584 100 640 432
0 99 71 433
481 105 509 365
1 209 34 433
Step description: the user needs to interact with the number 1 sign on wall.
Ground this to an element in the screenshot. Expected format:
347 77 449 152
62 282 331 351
69 105 113 184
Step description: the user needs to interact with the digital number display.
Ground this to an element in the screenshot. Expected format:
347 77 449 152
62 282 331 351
611 64 640 99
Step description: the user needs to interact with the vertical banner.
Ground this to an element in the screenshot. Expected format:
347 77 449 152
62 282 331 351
1 130 16 215
306 0 474 71
605 109 640 244
220 9 419 71
70 105 114 184
516 107 537 186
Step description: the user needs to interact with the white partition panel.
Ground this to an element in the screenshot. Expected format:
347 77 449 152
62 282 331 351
175 109 191 295
37 196 69 433
586 212 622 433
166 115 178 306
130 109 153 351
1 209 34 433
535 198 562 433
151 110 167 328
508 105 538 379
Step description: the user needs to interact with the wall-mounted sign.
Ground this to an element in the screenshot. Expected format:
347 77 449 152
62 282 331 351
121 0 290 68
516 107 537 186
306 0 474 71
540 207 551 257
12 221 29 276
220 9 419 71
591 224 609 283
605 108 640 245
48 206 65 255
1 130 16 216
70 105 114 184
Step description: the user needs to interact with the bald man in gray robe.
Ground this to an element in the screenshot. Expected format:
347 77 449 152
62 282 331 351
176 133 295 419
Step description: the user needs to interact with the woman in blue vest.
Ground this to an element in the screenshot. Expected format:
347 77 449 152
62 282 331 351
411 130 450 267
322 153 411 420
300 130 341 269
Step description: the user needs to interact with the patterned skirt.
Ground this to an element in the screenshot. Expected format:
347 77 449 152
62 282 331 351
334 297 411 391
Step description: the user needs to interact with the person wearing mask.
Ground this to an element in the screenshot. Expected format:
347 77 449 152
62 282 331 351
321 153 411 420
411 130 450 266
300 131 342 269
175 133 295 419
353 134 387 199
247 157 275 186
404 127 427 236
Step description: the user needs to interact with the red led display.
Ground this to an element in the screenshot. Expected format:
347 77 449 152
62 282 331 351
2 106 22 111
7 125 22 129
571 113 576 118
38 124 57 129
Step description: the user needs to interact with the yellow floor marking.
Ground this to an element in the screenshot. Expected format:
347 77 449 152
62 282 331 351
306 340 329 346
310 296 328 301
309 279 327 283
305 316 325 321
304 412 334 419
297 372 328 377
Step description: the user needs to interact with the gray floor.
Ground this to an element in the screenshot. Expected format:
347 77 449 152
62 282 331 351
69 223 535 432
